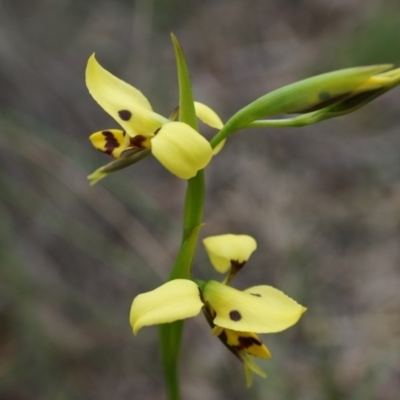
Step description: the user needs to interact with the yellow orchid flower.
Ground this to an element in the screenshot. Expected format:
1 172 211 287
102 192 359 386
130 234 306 387
130 279 305 386
86 54 223 183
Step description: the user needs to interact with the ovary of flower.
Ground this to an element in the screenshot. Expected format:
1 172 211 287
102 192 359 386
86 54 223 179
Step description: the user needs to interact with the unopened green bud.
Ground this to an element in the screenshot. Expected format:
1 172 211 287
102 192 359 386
246 66 400 129
210 65 400 147
232 64 397 128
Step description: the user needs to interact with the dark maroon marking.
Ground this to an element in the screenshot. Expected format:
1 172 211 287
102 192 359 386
129 135 147 148
198 288 205 304
250 293 261 297
219 330 228 343
118 110 132 121
230 260 245 275
229 310 242 321
231 260 245 270
102 131 119 155
238 336 262 350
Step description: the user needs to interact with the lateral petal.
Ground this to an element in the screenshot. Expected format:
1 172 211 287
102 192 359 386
89 129 127 158
203 234 257 273
130 279 203 335
194 102 224 129
203 280 306 333
86 54 167 135
151 122 213 179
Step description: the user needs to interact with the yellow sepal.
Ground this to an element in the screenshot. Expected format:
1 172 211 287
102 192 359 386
130 279 204 335
151 121 213 179
86 54 168 136
203 280 306 333
203 234 257 273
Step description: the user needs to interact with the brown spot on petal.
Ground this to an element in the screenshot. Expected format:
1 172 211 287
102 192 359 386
118 110 132 121
102 130 119 155
129 135 147 148
229 310 242 321
250 293 261 297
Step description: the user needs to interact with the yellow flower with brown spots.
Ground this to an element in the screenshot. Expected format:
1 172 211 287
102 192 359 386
85 54 223 184
130 234 306 387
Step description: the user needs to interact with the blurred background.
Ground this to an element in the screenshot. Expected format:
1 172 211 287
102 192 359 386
1 0 400 399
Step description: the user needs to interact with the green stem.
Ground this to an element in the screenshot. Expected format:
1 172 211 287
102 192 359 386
209 118 240 149
182 171 204 241
159 320 183 400
158 34 205 400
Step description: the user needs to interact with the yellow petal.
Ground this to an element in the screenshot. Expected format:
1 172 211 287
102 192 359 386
194 102 223 129
378 67 400 80
203 234 257 273
130 279 203 335
353 76 392 93
89 129 127 158
203 280 306 333
151 122 213 179
354 67 400 93
220 329 271 359
86 54 167 136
